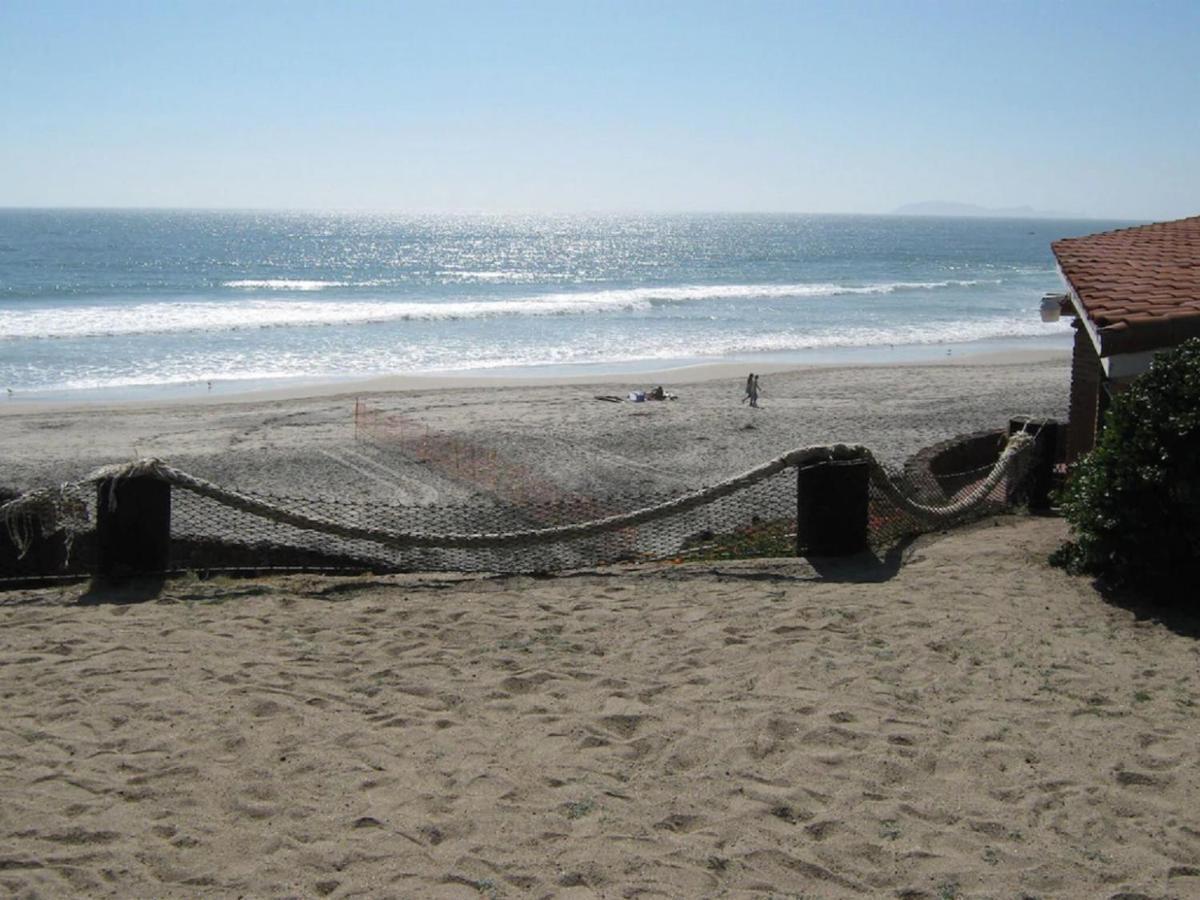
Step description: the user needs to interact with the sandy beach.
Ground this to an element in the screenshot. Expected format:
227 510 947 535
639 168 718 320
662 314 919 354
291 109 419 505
1 351 1071 503
11 349 1195 896
3 515 1199 898
2 1 1193 893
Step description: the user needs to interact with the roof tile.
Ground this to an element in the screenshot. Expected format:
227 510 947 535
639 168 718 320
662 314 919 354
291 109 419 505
1052 215 1200 355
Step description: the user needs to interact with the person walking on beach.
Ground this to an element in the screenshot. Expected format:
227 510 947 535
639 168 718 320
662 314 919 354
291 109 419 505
743 372 760 408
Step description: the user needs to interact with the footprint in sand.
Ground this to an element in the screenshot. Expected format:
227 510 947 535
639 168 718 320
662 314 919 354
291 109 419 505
597 714 645 738
804 820 842 841
499 671 557 694
654 813 703 833
249 698 283 718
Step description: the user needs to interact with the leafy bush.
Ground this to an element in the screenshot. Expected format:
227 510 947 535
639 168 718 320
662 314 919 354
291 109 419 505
1053 337 1200 596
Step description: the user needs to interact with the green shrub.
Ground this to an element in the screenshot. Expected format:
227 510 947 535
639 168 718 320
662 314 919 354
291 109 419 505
1053 337 1200 596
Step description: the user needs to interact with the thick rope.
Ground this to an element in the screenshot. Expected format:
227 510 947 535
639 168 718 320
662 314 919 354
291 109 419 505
75 445 871 549
0 498 43 558
0 485 89 561
1 433 1033 556
866 431 1033 521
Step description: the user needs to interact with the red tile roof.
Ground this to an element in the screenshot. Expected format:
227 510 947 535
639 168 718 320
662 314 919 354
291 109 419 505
1052 216 1200 356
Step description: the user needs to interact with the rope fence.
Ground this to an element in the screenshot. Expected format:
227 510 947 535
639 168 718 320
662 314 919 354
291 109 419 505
1 420 1054 581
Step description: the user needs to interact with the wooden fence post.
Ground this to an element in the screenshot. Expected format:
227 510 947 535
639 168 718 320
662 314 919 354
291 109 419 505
1007 417 1058 510
796 458 870 556
96 477 171 580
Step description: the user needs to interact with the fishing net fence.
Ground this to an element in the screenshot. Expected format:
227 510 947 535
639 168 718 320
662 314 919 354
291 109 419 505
1 424 1049 583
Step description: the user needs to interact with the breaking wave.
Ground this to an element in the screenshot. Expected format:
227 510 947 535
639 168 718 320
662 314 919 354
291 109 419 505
2 280 991 340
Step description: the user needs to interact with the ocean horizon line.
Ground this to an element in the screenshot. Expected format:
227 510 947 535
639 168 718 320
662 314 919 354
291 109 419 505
0 205 1137 222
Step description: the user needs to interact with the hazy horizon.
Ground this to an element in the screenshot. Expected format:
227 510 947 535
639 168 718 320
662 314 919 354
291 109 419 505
2 1 1196 221
0 205 1139 223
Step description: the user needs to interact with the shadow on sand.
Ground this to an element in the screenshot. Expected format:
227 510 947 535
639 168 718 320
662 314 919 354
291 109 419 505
804 536 918 584
1094 580 1200 640
78 576 166 606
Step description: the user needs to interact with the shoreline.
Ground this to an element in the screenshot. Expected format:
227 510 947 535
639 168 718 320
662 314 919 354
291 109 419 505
0 338 1070 416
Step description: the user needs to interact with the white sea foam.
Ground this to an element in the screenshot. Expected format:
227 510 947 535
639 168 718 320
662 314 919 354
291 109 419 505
436 316 1067 367
223 279 350 290
372 316 1067 374
11 315 1070 395
435 270 561 283
609 280 989 300
1 280 991 340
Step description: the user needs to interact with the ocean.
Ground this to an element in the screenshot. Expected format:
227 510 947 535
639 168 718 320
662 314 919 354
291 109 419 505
0 210 1131 401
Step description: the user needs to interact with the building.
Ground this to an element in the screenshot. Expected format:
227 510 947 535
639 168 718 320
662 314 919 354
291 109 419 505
1048 215 1200 462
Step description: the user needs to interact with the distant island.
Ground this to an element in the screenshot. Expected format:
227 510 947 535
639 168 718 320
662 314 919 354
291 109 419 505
890 201 1072 219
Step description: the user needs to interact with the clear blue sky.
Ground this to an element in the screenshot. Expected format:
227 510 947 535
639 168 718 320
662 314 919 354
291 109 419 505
1 0 1196 219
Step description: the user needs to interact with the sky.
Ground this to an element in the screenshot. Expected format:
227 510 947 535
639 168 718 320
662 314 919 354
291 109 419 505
1 0 1197 219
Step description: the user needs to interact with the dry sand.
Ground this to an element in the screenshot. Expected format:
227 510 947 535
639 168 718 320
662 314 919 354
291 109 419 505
3 517 1200 898
10 349 1193 897
1 351 1071 502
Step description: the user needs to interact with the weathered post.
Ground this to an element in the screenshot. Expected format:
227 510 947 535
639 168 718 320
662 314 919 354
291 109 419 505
96 477 171 580
1007 417 1057 510
796 458 870 556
